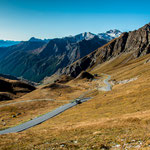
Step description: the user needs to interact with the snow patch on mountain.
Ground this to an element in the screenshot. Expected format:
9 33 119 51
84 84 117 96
65 30 122 43
98 29 122 41
81 32 96 40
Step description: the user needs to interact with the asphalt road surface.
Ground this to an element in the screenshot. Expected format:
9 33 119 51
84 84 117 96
0 97 91 135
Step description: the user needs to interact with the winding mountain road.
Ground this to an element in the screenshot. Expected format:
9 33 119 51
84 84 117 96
103 74 112 91
0 74 111 135
0 97 91 135
98 74 112 91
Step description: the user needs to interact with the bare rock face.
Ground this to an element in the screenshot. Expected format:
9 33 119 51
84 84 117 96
124 23 150 56
59 56 94 78
57 23 150 78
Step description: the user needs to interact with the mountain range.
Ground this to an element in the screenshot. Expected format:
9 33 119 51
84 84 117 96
0 40 20 47
0 30 121 82
2 23 150 149
57 23 150 78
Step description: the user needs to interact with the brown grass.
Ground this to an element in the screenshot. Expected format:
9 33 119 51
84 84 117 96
1 52 150 149
0 100 67 131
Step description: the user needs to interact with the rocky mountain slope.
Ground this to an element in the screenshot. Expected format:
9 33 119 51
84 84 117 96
0 30 121 82
0 37 107 82
57 23 150 78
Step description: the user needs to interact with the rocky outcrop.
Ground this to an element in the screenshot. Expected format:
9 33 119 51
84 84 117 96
0 77 36 101
76 71 94 80
58 23 150 78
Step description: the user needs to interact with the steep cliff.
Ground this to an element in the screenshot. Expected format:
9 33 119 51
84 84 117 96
58 23 150 78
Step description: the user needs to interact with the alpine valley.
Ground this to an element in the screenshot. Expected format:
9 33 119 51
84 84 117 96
2 23 150 149
0 30 121 82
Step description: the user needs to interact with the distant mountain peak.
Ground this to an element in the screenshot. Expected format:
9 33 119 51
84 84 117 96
29 37 50 43
82 32 94 36
106 29 121 34
98 29 122 41
140 23 150 31
106 29 122 38
70 32 96 42
81 32 96 40
63 30 121 43
29 37 42 42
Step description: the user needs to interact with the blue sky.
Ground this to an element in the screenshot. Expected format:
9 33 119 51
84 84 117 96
0 0 150 40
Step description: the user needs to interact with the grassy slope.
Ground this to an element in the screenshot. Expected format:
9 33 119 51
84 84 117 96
1 53 150 149
0 82 88 131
